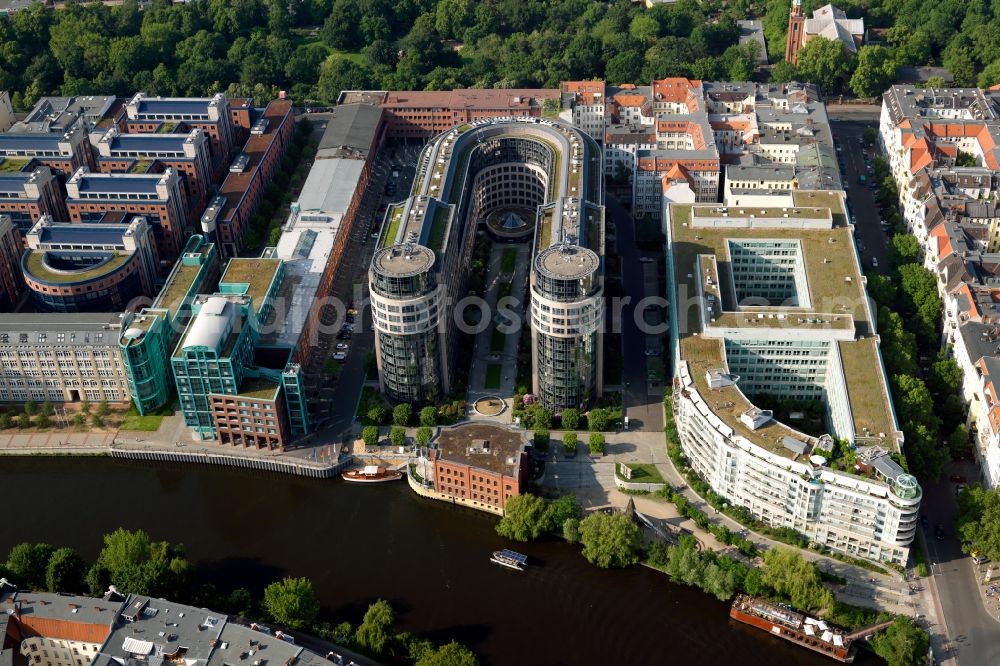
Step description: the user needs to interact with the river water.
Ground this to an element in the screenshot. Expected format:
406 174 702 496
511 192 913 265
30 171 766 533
1 457 871 666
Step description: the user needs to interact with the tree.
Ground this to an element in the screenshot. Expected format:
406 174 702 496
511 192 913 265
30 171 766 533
589 432 606 456
761 548 834 612
40 400 54 416
392 402 413 426
6 542 54 589
90 413 104 428
355 599 394 655
849 46 897 98
315 55 374 105
870 617 930 666
605 50 644 84
416 426 433 448
35 413 51 428
45 548 87 593
529 405 552 430
0 412 9 429
389 426 407 448
416 641 479 666
98 400 110 416
957 485 1000 560
495 493 551 541
562 518 581 543
73 413 86 428
362 425 379 448
23 400 36 416
367 403 388 425
578 512 642 568
587 408 610 432
548 495 581 527
263 577 320 630
560 408 580 431
16 413 31 429
770 59 798 83
795 37 853 93
948 424 970 460
562 431 578 455
419 406 438 427
889 234 921 267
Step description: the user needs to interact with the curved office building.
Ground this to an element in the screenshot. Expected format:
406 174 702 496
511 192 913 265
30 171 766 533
21 216 158 313
370 118 604 407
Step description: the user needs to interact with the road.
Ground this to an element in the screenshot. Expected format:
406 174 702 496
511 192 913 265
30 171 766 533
608 194 664 433
921 459 1000 666
831 119 890 277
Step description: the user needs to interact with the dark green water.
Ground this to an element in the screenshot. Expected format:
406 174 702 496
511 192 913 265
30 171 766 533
1 457 862 665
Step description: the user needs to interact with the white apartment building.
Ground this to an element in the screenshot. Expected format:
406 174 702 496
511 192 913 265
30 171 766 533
0 314 130 403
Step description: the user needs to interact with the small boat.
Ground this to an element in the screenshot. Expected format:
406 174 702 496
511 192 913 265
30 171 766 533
341 465 403 483
491 549 527 571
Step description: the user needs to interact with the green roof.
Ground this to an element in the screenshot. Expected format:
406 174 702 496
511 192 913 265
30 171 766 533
0 157 30 173
237 377 280 401
24 251 131 284
155 244 215 317
221 258 281 308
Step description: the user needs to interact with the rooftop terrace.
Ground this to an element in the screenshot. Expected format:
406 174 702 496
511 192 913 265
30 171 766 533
237 377 279 401
154 243 216 317
23 250 131 284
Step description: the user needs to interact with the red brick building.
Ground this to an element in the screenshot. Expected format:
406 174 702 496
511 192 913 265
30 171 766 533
373 88 560 139
433 424 528 513
0 215 23 311
209 378 291 451
214 99 294 259
0 125 94 176
0 167 66 236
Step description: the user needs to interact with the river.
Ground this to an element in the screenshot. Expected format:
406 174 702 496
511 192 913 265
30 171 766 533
0 457 875 666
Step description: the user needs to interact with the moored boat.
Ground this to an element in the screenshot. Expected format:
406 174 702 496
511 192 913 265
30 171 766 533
341 465 403 483
490 549 527 570
730 594 852 662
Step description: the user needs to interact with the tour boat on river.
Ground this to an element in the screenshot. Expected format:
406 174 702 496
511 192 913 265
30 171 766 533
490 549 528 571
341 465 403 483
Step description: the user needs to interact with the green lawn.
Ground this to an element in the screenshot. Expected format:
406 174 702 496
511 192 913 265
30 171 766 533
617 463 665 484
490 326 507 352
119 414 165 432
484 364 502 390
500 248 517 274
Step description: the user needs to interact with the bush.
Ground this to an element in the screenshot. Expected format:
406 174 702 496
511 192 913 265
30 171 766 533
533 429 549 450
361 425 379 448
389 426 406 448
419 405 438 427
563 518 581 543
588 407 610 432
23 400 36 416
367 403 388 425
17 414 31 428
392 402 413 426
562 431 578 455
416 426 433 447
560 408 580 431
589 432 606 455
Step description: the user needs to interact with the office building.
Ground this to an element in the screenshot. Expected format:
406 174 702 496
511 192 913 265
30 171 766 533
21 215 158 313
95 127 212 224
559 80 607 140
0 312 129 403
0 214 23 311
0 166 66 234
172 255 308 446
430 423 528 515
122 93 238 180
371 117 604 410
11 95 118 133
666 191 920 564
360 88 561 139
0 124 94 176
212 99 294 259
119 235 218 415
65 167 188 266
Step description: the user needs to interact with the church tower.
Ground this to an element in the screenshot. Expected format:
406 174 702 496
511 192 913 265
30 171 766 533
785 0 807 65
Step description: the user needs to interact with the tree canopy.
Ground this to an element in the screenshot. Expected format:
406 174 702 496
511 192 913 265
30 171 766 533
760 548 834 613
957 485 1000 560
355 598 395 656
263 576 321 630
578 512 642 568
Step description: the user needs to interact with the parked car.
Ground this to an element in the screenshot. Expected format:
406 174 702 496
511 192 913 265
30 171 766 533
935 524 946 541
644 349 661 357
974 554 990 565
949 474 968 483
333 352 347 362
639 257 656 263
336 343 349 350
871 257 879 268
955 483 967 496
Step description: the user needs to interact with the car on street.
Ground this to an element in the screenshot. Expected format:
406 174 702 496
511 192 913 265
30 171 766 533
644 349 661 357
974 554 990 565
336 332 351 340
935 524 946 541
333 352 347 362
955 483 966 496
639 257 656 263
336 343 349 350
871 257 879 268
949 474 968 483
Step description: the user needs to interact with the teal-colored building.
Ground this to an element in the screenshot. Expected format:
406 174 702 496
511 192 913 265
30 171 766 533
119 235 218 415
170 253 310 445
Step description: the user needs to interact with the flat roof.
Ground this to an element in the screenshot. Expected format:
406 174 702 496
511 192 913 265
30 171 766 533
35 223 131 247
236 377 279 400
670 195 898 455
0 133 68 151
0 589 123 630
221 257 281 308
75 174 161 195
436 423 526 475
154 242 216 316
296 158 364 216
109 133 189 153
136 99 214 116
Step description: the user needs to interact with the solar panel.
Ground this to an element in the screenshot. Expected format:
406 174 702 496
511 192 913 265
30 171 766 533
500 549 527 563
